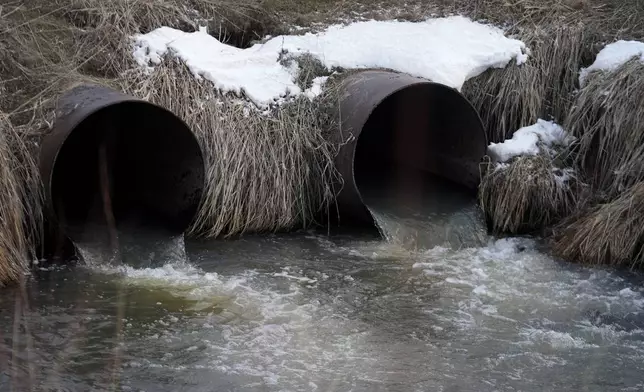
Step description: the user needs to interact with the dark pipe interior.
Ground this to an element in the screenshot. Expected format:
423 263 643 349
354 84 485 200
51 102 204 243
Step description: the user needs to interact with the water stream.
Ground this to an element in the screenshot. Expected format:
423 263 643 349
359 170 488 251
2 177 644 391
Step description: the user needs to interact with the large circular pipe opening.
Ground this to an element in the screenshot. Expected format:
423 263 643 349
333 71 487 227
42 87 205 247
355 84 485 196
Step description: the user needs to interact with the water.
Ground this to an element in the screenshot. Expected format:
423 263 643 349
359 169 488 250
76 221 188 268
2 182 644 390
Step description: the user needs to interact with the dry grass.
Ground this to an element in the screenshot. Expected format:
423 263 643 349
478 154 582 234
458 0 643 143
121 59 339 238
462 24 597 143
0 114 41 286
552 182 644 268
0 0 282 123
263 0 644 34
566 59 644 200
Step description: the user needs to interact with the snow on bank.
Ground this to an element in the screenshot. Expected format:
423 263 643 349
487 119 574 163
132 26 301 105
132 16 527 106
580 40 644 86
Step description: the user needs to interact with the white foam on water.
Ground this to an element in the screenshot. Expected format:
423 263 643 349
81 233 644 390
518 328 599 349
90 259 378 390
413 238 644 357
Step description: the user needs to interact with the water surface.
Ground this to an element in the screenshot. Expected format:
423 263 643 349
2 174 644 391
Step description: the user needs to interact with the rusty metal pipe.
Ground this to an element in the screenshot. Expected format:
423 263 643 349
332 70 487 227
40 85 205 253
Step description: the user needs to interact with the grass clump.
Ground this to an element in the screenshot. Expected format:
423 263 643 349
0 114 42 285
462 24 595 143
279 52 334 91
552 182 644 268
566 58 644 200
479 154 581 234
547 56 644 268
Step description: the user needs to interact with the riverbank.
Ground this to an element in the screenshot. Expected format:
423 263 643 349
1 0 644 285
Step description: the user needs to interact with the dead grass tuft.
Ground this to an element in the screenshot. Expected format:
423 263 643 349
0 114 42 286
479 154 582 234
552 182 644 268
566 58 644 200
462 24 596 143
279 52 335 91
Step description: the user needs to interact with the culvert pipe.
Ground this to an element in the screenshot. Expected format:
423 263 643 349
333 70 487 227
40 85 205 254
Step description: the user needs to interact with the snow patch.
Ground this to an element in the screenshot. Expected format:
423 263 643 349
304 76 329 99
580 40 644 87
487 119 574 163
133 16 527 106
132 26 301 106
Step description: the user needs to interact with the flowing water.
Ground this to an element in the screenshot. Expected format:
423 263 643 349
359 170 488 251
2 179 644 391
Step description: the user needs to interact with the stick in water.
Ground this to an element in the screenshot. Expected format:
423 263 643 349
98 138 120 263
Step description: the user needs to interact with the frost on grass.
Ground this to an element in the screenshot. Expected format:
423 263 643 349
579 40 644 87
133 16 527 106
487 119 574 163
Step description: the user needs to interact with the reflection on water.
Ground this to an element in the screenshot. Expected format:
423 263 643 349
2 178 644 391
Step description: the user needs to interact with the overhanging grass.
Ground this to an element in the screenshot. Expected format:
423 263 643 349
552 182 644 268
462 24 597 143
0 114 41 285
566 59 644 200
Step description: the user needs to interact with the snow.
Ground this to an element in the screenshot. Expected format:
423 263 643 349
132 26 301 105
304 76 329 99
580 40 644 86
133 16 527 106
487 119 574 163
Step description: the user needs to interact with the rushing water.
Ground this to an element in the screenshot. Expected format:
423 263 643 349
2 179 644 391
359 170 488 250
75 218 189 269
